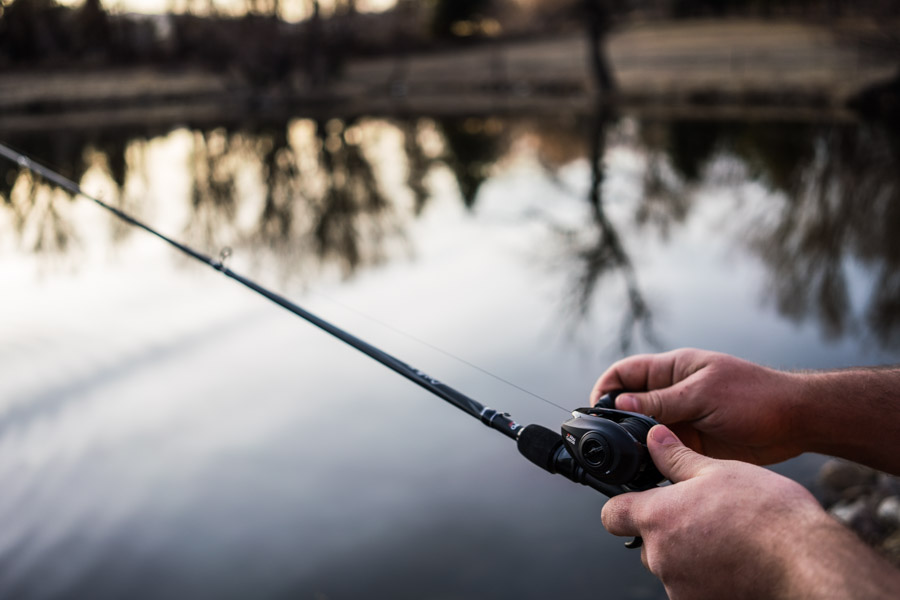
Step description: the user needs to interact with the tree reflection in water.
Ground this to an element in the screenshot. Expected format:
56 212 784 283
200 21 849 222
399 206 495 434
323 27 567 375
437 117 509 210
582 111 656 353
533 109 657 353
0 132 137 255
400 119 439 217
157 119 402 281
185 128 241 250
1 169 75 255
256 126 301 252
748 123 900 347
2 113 899 350
633 120 692 239
307 118 393 275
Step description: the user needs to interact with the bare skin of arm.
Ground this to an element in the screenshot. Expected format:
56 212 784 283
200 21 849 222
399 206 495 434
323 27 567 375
591 348 900 474
592 348 900 598
601 425 900 600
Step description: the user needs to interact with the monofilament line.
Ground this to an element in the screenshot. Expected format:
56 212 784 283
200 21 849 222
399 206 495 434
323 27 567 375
0 141 551 439
308 290 571 414
0 141 569 417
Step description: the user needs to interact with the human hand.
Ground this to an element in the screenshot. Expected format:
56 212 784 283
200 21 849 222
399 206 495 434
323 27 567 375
601 425 900 600
591 348 803 465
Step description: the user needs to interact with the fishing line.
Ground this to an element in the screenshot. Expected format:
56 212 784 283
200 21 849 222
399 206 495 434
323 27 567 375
0 140 566 415
305 289 570 413
1 140 665 549
0 141 564 421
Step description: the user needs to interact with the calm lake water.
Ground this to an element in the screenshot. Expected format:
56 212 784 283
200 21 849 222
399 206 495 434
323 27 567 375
1 111 899 599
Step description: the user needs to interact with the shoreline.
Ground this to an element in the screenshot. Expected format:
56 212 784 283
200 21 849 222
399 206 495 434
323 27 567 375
1 19 896 131
0 96 860 136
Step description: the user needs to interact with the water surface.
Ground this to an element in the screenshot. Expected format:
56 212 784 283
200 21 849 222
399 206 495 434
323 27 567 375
2 111 899 599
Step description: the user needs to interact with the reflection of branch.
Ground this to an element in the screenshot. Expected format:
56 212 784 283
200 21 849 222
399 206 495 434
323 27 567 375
89 140 143 244
436 117 507 209
633 121 692 239
1 133 144 257
185 129 240 249
755 149 852 339
566 215 656 354
2 171 77 255
751 125 900 347
401 119 436 216
869 267 900 348
634 152 691 239
308 118 394 276
554 110 657 354
0 136 93 257
14 114 896 355
257 127 301 245
180 121 402 280
2 122 404 283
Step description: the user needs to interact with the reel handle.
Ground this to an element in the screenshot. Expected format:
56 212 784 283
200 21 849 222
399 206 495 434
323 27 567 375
594 390 622 410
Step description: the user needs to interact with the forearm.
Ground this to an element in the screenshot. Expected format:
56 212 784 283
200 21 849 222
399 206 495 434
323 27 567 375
783 511 900 599
791 367 900 475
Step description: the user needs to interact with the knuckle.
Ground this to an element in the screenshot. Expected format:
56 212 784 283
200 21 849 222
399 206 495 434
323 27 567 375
601 493 646 536
639 536 667 579
600 497 626 531
642 390 663 416
663 446 706 480
667 445 692 465
599 502 613 530
599 499 615 530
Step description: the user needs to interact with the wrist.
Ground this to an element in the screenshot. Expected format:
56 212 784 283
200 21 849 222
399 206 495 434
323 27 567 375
781 370 827 454
788 369 862 457
774 369 818 455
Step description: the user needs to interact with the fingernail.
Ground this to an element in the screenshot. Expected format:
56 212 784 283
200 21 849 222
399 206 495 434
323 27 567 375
616 394 639 412
651 425 678 446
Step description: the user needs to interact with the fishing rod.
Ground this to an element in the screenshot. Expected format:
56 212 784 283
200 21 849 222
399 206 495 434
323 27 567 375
0 141 665 548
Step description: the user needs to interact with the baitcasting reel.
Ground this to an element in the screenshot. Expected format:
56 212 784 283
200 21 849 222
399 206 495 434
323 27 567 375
561 403 664 492
516 391 665 548
517 391 665 496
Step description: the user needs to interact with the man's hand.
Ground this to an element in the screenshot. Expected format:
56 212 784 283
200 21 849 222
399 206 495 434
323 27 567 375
601 425 900 600
592 348 900 474
591 348 804 465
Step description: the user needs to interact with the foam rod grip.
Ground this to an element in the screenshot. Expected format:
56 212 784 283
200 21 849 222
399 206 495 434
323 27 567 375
517 424 563 473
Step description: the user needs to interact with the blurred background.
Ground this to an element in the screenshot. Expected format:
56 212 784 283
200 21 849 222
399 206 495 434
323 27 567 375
2 1 900 599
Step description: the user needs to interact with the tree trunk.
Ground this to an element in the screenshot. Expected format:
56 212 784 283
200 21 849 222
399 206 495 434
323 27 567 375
585 0 616 96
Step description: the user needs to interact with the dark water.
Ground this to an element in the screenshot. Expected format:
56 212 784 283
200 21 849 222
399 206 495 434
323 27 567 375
1 111 899 599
